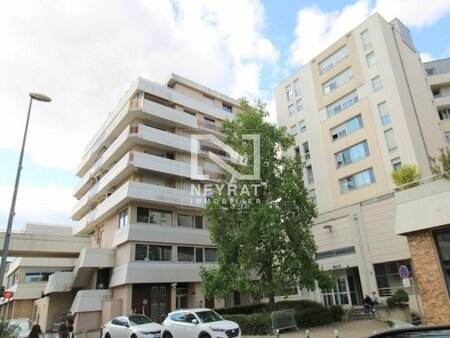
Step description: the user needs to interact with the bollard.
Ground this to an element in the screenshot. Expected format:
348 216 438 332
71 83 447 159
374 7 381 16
334 329 339 338
305 329 310 338
275 328 279 338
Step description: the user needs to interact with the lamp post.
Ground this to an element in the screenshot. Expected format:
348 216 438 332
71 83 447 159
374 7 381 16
0 92 52 289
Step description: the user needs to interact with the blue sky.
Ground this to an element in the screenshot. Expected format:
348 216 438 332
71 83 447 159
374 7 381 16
1 0 450 228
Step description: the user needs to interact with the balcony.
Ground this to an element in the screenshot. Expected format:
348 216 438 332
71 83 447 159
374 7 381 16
434 95 450 108
70 289 112 313
73 248 115 288
73 181 206 235
74 124 194 198
72 151 203 219
109 261 216 287
5 281 48 300
44 272 74 294
113 222 211 247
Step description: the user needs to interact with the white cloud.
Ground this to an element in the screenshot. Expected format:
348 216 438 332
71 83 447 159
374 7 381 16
289 0 450 67
0 184 76 227
420 52 435 62
0 0 277 172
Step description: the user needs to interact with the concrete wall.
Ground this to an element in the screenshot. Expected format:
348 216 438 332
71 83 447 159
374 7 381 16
102 299 122 326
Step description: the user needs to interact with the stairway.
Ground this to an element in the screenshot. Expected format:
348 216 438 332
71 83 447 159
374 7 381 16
351 306 375 321
411 312 422 326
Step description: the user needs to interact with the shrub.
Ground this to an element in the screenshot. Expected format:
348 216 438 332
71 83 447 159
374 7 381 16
223 313 271 335
295 306 333 328
430 147 450 179
329 305 344 322
215 302 268 315
0 318 17 338
387 289 409 307
391 165 422 189
275 299 323 312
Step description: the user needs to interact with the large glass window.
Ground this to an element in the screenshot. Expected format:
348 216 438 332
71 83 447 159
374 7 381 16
205 248 218 262
137 207 172 226
135 244 171 261
118 208 128 229
319 46 349 74
323 68 353 94
177 215 203 229
326 90 359 117
335 141 369 168
374 259 414 296
340 168 375 193
178 246 195 262
434 227 450 296
330 115 363 141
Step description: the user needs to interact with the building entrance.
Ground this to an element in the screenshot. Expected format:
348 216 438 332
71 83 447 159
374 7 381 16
133 283 170 323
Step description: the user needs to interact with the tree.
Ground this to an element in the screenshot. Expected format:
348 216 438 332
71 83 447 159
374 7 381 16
200 99 333 311
391 165 422 190
430 147 450 180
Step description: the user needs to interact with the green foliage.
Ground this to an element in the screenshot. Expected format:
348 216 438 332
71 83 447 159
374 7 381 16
430 147 450 179
215 302 269 315
329 305 344 322
0 318 18 338
295 306 333 328
223 313 271 335
200 98 333 309
391 165 422 189
387 289 409 307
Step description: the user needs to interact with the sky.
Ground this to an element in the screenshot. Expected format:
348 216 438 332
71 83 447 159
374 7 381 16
1 0 450 229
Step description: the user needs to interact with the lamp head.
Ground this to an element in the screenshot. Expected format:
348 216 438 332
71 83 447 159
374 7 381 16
29 92 52 102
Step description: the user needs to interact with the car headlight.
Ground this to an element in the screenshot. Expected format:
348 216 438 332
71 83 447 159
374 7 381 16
209 326 226 332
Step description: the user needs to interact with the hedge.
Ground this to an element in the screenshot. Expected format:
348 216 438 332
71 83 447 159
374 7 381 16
217 300 343 335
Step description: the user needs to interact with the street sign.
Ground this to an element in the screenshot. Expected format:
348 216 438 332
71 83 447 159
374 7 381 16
399 265 409 279
402 278 411 287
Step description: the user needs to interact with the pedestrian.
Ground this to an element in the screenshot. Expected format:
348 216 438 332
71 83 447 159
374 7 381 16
198 300 203 308
28 324 42 338
55 323 70 338
67 311 75 336
131 307 137 315
140 305 146 315
372 291 382 305
363 294 374 314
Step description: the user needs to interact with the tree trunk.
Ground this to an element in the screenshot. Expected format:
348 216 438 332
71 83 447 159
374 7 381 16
268 291 276 312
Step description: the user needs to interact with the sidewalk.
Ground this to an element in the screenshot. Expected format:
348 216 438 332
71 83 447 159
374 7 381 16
244 320 390 338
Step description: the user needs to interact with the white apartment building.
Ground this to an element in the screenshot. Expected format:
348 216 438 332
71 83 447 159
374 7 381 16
275 13 447 309
424 57 450 143
42 74 245 332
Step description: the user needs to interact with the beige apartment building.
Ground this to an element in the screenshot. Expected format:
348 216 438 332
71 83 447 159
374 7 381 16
275 13 447 310
40 74 246 332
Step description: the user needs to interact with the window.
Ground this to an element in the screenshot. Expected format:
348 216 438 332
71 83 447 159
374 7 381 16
319 46 349 74
293 79 301 96
177 214 203 229
205 248 218 262
306 165 314 185
288 104 295 117
391 157 402 171
24 270 59 282
290 124 298 136
178 246 195 262
296 99 303 112
326 90 359 117
439 108 450 120
361 29 371 49
195 247 203 263
137 207 172 226
340 168 375 193
384 128 398 153
372 76 383 92
446 132 450 143
316 246 355 260
426 68 435 76
286 84 294 101
204 116 216 129
374 260 414 296
377 101 391 125
299 120 306 133
330 115 363 141
135 244 172 261
203 95 214 105
366 52 376 67
222 103 232 113
184 109 196 116
323 68 353 94
335 141 369 168
118 209 128 228
309 189 316 202
433 88 442 98
303 142 310 161
294 146 300 158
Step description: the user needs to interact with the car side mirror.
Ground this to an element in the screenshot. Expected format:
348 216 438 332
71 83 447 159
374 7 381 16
191 319 198 324
124 323 130 328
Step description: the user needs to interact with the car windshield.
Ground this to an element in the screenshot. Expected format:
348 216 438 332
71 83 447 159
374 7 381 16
195 310 223 323
129 315 153 326
9 319 32 331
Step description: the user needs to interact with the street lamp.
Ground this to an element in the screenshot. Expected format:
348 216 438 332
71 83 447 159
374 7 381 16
0 92 52 290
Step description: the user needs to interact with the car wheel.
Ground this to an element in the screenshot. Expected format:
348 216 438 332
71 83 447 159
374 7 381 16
163 332 173 338
131 334 137 338
105 333 111 338
200 334 211 338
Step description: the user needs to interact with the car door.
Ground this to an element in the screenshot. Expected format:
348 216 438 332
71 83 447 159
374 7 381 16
110 317 130 338
183 312 199 338
168 312 186 338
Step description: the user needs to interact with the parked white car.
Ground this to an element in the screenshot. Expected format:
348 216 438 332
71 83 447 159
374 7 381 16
9 318 33 338
102 315 162 338
161 308 240 338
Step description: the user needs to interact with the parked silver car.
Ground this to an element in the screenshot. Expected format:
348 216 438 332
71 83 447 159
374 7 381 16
9 318 33 338
102 315 162 338
161 308 240 338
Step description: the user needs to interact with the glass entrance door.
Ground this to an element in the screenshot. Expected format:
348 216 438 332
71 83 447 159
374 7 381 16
323 273 354 306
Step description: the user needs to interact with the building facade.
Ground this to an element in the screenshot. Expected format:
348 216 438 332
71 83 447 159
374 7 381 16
52 74 246 331
275 13 447 309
